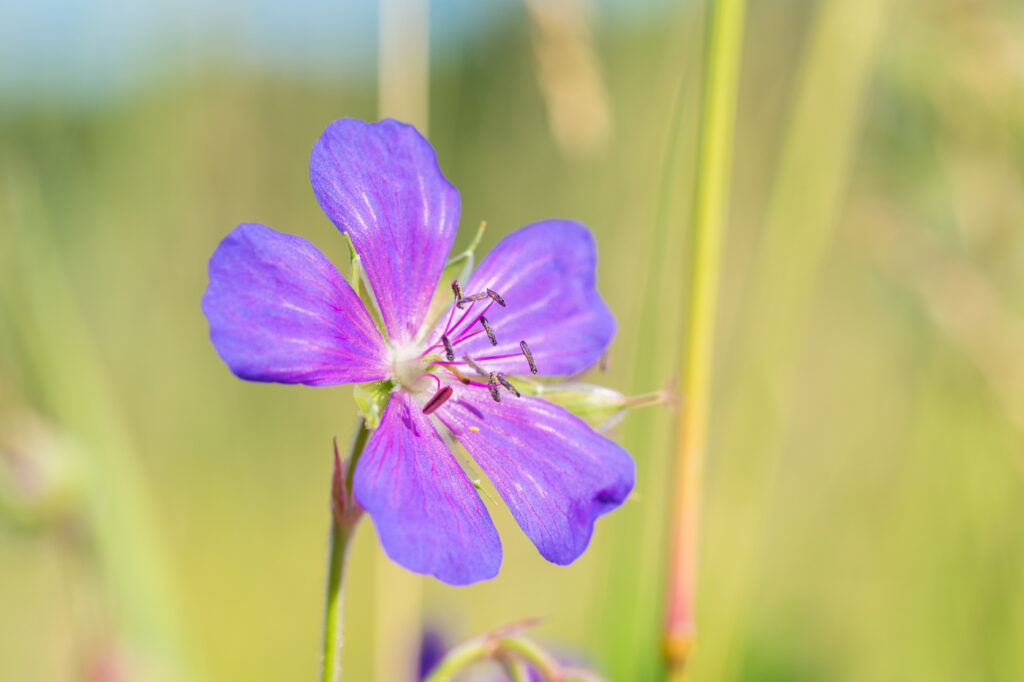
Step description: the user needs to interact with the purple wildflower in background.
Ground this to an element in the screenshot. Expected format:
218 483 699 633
201 118 634 585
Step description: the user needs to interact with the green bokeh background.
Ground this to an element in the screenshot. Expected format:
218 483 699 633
3 1 1024 680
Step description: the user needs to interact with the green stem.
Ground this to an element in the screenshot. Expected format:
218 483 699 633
501 657 532 682
321 421 370 682
663 0 746 678
343 422 371 497
499 636 561 679
423 635 562 682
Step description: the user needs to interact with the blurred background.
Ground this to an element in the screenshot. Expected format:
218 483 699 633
3 0 1024 680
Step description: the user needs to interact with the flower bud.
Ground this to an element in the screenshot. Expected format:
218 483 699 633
523 383 667 433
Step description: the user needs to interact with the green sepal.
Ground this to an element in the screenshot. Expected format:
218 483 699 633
353 379 393 430
416 221 487 342
518 381 665 433
344 233 389 342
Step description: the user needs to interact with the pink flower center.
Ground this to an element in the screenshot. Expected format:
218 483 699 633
416 279 538 414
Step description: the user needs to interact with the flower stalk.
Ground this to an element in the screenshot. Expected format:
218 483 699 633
423 627 607 682
664 0 747 678
321 422 370 682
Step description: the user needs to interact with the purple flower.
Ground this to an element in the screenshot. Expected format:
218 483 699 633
202 118 634 585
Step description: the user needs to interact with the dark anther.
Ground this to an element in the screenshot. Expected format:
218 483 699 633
496 372 521 398
462 355 488 377
423 386 454 415
487 372 502 403
486 288 506 307
480 316 497 346
452 280 464 309
457 292 488 307
520 340 537 375
441 334 455 361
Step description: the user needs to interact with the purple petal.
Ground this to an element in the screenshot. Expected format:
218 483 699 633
436 390 634 565
202 223 388 385
310 118 460 345
441 219 614 377
353 391 502 585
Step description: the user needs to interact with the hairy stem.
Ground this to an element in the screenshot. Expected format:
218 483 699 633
321 422 370 682
663 0 747 678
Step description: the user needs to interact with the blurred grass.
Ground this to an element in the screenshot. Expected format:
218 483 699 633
1 1 1024 681
698 0 888 679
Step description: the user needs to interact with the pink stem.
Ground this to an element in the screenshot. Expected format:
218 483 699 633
441 297 460 336
451 299 495 344
448 328 484 346
446 298 482 340
418 343 449 359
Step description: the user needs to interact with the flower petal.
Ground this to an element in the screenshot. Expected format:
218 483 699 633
310 118 460 345
353 391 502 585
436 390 634 565
202 223 388 385
444 219 614 377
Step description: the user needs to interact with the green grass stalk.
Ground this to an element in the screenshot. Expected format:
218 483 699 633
598 25 698 680
663 0 747 678
697 1 889 680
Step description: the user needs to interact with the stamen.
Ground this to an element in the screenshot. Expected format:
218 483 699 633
520 340 538 375
486 288 506 307
451 280 465 309
480 316 497 346
445 365 473 385
423 386 454 415
470 351 523 362
447 296 488 340
449 298 498 345
487 372 502 402
449 327 484 347
462 355 488 377
496 372 521 398
441 334 455 361
458 293 488 307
